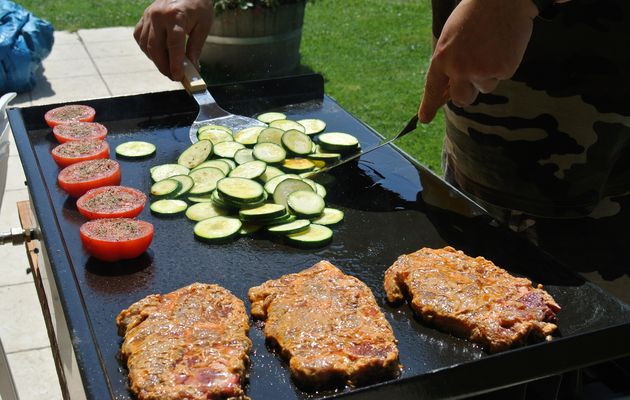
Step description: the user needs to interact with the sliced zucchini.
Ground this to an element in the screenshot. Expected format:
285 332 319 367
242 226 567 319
198 124 231 135
273 178 313 207
311 208 344 226
150 199 188 217
297 118 326 135
257 112 286 124
267 219 311 235
177 140 212 169
307 152 341 165
150 178 180 199
185 202 228 221
193 216 242 243
229 160 267 180
300 178 318 192
269 119 305 133
282 158 315 173
259 165 284 182
252 142 286 165
197 126 233 145
318 132 360 153
213 141 245 159
264 174 300 195
287 190 325 218
115 141 156 158
239 203 286 222
281 129 313 156
263 213 297 226
226 193 268 209
217 191 268 209
211 190 236 209
151 163 190 182
217 177 265 203
315 183 327 198
169 174 194 197
191 159 231 175
188 167 226 195
188 193 214 203
218 158 237 170
234 126 265 147
285 224 333 248
257 127 284 146
234 148 255 165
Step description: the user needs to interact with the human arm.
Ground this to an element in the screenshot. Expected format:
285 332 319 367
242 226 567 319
134 0 214 81
418 0 563 123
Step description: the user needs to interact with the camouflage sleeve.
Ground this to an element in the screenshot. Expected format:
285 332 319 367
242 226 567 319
438 0 630 218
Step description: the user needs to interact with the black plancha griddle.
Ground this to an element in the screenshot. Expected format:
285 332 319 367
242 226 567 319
8 74 630 400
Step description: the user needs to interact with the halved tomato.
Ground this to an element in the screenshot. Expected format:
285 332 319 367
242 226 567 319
51 140 110 167
53 122 108 143
58 159 121 197
45 105 96 127
80 218 153 262
76 186 147 219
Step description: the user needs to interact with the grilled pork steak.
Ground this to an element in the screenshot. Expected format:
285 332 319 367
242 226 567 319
248 261 400 390
384 246 560 353
116 283 251 400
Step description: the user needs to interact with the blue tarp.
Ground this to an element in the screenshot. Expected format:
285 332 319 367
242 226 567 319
0 0 53 93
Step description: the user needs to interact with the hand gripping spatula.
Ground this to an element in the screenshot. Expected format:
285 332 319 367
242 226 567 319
182 58 265 143
305 114 419 178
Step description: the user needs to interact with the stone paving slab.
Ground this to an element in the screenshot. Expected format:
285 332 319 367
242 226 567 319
31 75 111 106
0 244 33 286
0 283 51 353
7 347 63 400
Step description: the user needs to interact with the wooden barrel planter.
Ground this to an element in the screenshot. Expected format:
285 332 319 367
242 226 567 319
200 2 306 80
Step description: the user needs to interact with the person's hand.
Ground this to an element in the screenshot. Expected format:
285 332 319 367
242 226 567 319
418 0 539 123
135 0 213 81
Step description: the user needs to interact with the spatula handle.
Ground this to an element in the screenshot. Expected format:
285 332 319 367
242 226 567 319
182 57 207 94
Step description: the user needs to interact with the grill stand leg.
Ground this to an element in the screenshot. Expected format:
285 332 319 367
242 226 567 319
16 201 71 400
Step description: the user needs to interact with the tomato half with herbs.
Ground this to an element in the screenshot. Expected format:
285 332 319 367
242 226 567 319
53 122 108 143
44 105 96 127
80 218 154 262
76 186 147 219
57 159 121 197
51 140 110 167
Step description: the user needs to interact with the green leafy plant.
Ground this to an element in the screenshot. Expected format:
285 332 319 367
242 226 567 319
213 0 311 14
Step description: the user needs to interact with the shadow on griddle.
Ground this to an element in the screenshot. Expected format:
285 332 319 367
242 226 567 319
85 251 153 276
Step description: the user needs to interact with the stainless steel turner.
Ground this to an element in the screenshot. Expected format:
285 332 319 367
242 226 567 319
182 58 265 143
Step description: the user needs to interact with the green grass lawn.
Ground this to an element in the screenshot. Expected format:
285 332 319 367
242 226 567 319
19 0 444 172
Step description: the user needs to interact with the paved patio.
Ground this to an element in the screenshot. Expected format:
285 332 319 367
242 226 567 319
0 26 180 400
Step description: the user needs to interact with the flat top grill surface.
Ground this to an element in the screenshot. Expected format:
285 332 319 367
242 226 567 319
9 75 630 400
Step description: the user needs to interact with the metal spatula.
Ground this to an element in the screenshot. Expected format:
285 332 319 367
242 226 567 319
182 58 265 143
305 114 419 177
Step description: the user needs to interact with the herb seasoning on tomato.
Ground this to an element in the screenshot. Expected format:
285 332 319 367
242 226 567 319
44 104 96 127
57 159 121 197
51 140 110 167
80 218 153 261
76 186 147 219
53 122 108 143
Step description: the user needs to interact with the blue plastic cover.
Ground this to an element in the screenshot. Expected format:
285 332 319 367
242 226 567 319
0 1 54 93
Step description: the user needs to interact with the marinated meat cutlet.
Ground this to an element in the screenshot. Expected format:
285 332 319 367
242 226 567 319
248 261 400 390
116 283 252 400
384 246 560 353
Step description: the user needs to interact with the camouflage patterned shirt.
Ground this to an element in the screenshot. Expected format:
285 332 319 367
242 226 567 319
434 0 630 218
